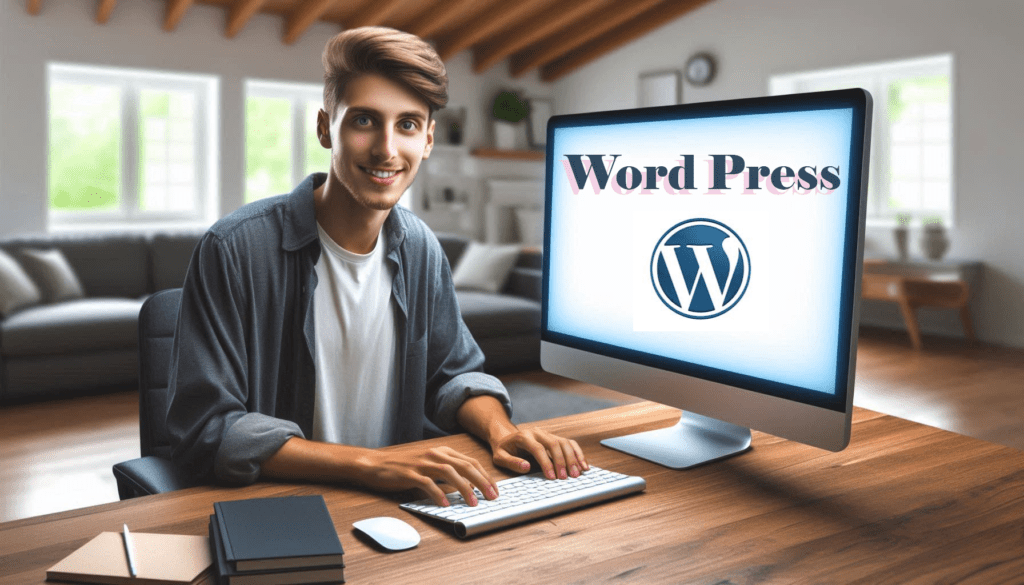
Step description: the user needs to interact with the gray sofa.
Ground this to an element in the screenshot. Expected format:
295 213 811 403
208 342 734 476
0 232 203 403
0 230 541 404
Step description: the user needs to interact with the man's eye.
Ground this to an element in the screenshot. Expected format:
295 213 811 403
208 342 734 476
354 115 372 126
400 120 417 131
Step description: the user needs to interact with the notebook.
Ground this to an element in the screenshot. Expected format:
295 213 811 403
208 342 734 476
46 531 212 585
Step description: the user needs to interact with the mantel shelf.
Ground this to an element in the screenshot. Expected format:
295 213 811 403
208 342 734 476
471 148 544 161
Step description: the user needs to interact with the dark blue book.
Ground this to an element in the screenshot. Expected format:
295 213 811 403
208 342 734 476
212 496 345 573
209 516 344 585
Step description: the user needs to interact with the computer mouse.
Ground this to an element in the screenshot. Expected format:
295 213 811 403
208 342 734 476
352 516 421 551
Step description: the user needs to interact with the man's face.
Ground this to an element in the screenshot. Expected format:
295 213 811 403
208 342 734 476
317 74 434 211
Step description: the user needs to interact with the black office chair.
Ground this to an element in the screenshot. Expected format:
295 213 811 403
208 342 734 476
112 288 200 500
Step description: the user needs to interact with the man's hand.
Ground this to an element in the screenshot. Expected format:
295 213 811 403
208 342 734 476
490 427 589 480
354 446 500 508
456 394 590 481
262 437 499 508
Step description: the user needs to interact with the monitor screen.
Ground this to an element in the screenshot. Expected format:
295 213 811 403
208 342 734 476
541 90 871 462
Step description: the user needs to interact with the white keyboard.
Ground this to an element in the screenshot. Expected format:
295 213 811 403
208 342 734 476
400 466 646 538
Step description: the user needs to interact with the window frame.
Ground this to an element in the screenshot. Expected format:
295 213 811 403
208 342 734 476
244 79 328 203
769 54 954 227
46 62 219 232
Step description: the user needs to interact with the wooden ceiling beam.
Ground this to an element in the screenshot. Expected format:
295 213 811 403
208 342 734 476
540 0 713 82
472 0 601 74
284 0 335 45
96 0 117 24
163 0 194 32
402 0 479 39
344 0 404 29
508 0 662 78
435 0 549 62
226 0 266 39
26 0 43 16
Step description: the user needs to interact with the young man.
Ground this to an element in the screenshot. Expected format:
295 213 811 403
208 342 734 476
166 27 587 508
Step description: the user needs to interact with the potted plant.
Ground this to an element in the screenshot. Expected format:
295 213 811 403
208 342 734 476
492 90 529 150
920 215 949 261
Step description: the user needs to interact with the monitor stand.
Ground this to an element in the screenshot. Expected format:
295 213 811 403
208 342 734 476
600 411 752 469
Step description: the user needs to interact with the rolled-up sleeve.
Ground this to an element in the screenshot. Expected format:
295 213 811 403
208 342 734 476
166 234 303 485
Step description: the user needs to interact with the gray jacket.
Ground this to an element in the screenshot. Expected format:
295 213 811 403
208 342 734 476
166 173 511 485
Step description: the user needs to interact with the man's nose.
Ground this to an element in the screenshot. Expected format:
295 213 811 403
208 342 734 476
372 128 398 160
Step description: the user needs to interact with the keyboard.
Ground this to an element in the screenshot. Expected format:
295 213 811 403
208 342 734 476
400 466 646 538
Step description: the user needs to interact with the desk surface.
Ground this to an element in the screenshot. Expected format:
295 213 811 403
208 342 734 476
3 402 1023 584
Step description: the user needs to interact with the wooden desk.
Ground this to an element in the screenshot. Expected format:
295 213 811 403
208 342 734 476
862 260 979 349
3 402 1023 584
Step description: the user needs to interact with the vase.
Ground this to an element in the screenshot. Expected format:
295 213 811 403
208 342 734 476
493 121 518 150
893 226 909 261
921 224 949 261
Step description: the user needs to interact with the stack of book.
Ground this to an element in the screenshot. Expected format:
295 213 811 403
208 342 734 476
208 495 345 585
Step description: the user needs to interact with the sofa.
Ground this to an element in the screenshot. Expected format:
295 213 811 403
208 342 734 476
0 230 541 404
0 232 204 403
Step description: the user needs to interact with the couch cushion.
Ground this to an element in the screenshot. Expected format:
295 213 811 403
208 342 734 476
457 291 540 339
17 248 86 303
149 232 202 292
0 248 42 317
452 242 521 293
1 298 143 357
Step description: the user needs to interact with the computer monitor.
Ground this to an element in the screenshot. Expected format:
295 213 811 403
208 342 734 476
541 89 872 468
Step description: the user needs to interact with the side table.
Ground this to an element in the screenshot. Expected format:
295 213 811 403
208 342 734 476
861 259 981 349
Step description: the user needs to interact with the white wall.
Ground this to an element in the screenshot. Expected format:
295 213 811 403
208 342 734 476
552 0 1024 348
0 0 548 238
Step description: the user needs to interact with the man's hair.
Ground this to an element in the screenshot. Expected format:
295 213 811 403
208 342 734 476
322 26 448 120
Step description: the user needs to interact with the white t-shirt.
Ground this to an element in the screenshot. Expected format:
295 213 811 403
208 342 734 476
312 223 400 448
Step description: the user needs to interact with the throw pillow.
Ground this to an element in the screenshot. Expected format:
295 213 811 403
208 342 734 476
17 248 86 303
452 241 521 294
0 248 42 317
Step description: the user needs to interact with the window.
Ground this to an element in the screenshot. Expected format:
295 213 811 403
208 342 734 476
245 80 332 203
47 63 218 229
770 54 953 226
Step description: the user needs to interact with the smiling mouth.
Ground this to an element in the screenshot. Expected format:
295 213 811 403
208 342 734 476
360 166 401 179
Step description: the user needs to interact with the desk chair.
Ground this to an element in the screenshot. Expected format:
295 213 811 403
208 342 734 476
112 288 199 500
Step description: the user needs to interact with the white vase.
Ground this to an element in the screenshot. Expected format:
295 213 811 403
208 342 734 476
493 121 518 150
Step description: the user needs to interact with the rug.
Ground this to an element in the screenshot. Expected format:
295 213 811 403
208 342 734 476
505 381 624 425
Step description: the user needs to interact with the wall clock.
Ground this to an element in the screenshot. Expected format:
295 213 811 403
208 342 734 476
685 53 716 86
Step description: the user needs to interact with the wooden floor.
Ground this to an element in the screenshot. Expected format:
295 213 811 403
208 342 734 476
1 326 1022 524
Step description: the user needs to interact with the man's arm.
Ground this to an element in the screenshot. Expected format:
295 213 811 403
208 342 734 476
166 232 303 485
260 395 589 506
261 436 499 507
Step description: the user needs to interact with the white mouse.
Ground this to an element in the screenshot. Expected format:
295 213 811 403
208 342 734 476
353 516 421 551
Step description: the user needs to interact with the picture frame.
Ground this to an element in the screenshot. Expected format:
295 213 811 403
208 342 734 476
526 98 553 149
638 70 681 108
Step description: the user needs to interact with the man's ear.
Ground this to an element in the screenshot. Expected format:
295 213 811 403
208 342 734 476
423 118 435 159
316 109 331 149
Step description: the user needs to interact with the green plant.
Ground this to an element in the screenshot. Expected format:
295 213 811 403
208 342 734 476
894 212 912 227
921 215 944 228
492 91 529 123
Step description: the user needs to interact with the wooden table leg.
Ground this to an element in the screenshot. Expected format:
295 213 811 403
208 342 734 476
960 306 976 340
897 296 923 350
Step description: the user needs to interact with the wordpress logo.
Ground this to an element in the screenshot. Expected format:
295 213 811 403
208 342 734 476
651 219 751 319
